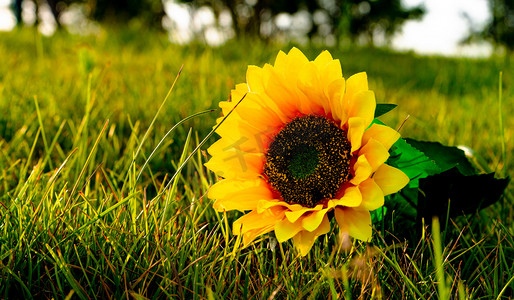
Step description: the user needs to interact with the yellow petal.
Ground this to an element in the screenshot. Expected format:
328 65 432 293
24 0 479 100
285 205 323 223
275 217 303 243
208 129 265 155
273 50 288 72
233 82 250 97
209 178 274 212
343 72 368 111
224 83 250 115
292 214 331 256
219 100 238 117
358 138 390 172
216 94 283 146
320 59 343 86
264 67 300 117
373 164 409 195
350 155 373 185
358 178 384 211
333 186 362 207
234 93 283 129
286 47 310 70
233 208 286 247
204 151 263 179
362 124 400 151
233 209 283 236
246 65 265 93
217 122 274 154
297 62 326 115
326 78 347 123
301 208 330 232
334 207 372 241
347 90 376 129
257 199 305 214
245 66 291 122
254 91 291 122
313 50 333 68
273 48 309 83
241 225 275 247
347 117 366 153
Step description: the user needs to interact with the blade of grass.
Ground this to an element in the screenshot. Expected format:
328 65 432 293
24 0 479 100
33 95 52 169
1 264 33 299
14 128 40 197
158 93 247 199
159 128 192 228
496 275 514 300
432 216 449 300
325 269 339 300
68 120 109 202
55 192 138 247
374 245 425 300
122 65 184 194
135 109 214 184
498 72 506 177
45 244 89 300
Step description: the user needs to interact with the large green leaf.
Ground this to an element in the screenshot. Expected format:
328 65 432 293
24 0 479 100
418 168 509 228
385 187 418 220
371 206 387 223
405 139 476 176
370 130 509 231
386 137 441 189
374 103 397 118
381 137 440 223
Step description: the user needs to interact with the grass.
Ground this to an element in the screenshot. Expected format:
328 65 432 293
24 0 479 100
0 27 513 299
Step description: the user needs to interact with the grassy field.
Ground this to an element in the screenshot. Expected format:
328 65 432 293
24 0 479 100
0 28 512 299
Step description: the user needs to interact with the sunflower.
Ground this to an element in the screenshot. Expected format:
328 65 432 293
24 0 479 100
205 48 409 256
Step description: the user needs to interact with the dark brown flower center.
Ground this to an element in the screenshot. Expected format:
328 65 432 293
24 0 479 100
263 115 352 207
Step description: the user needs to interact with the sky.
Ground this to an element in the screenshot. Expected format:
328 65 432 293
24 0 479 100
392 0 492 56
0 0 493 57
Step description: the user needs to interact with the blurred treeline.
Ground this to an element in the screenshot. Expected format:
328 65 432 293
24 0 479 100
176 0 424 46
464 0 514 54
10 0 424 46
9 0 514 51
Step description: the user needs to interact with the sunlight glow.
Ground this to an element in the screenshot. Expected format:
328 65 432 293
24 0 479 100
0 7 15 31
393 0 492 57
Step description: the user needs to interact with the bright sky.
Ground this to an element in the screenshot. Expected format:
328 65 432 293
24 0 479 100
0 0 16 29
393 0 492 56
0 0 493 57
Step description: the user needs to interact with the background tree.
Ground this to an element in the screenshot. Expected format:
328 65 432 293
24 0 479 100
11 0 164 30
89 0 165 29
346 0 425 46
465 0 514 55
177 0 424 44
11 0 63 27
11 0 424 44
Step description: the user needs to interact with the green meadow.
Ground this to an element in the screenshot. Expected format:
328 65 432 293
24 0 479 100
0 28 512 299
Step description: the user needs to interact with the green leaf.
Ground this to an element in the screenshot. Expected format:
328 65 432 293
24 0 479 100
418 168 509 228
371 206 387 223
382 137 509 234
385 187 418 219
374 103 397 118
386 137 441 189
383 137 440 225
405 139 476 176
